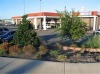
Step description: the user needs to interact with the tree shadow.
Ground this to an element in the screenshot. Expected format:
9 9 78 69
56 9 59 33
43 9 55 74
40 34 58 41
7 60 43 74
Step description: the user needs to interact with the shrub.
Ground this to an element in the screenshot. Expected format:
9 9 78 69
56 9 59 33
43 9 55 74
95 55 100 62
55 42 62 50
50 50 59 57
38 45 48 55
32 45 48 59
12 15 40 48
32 52 42 59
0 49 6 56
9 45 21 56
23 45 36 56
69 53 81 63
57 10 86 41
0 42 9 49
85 35 100 48
70 44 77 47
56 55 67 61
0 42 10 54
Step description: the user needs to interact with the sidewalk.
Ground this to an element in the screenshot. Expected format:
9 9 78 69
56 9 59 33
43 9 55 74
0 57 100 74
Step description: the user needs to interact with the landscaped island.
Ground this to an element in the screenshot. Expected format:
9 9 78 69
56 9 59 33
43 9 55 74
0 10 100 63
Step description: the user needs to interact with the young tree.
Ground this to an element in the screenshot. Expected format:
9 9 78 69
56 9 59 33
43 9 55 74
12 15 40 48
57 10 87 41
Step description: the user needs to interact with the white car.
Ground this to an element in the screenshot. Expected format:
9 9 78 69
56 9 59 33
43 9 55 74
94 29 100 34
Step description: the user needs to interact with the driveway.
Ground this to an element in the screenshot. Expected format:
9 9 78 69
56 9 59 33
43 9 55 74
0 57 100 74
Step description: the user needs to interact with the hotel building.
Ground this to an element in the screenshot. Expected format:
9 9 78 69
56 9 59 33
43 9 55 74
12 11 100 31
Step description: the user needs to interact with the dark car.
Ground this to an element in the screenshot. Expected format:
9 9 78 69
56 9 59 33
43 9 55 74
0 27 9 34
0 31 16 42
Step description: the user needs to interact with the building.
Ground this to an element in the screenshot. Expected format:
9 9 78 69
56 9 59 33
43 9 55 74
12 12 60 30
78 11 100 31
12 11 100 31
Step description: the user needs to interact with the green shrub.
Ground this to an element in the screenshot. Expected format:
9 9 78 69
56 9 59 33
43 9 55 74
38 45 48 55
50 50 59 57
12 15 40 48
69 53 81 62
0 49 6 56
56 55 67 61
32 52 42 59
95 55 100 62
57 10 86 41
55 42 62 50
85 35 100 48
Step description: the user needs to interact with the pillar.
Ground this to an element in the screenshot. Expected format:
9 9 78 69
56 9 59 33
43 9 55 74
34 17 37 29
60 19 61 28
16 19 17 24
93 16 96 31
11 19 14 24
43 16 47 30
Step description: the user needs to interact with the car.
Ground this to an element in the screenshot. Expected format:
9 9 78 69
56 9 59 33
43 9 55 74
0 31 16 42
0 27 9 34
94 29 100 34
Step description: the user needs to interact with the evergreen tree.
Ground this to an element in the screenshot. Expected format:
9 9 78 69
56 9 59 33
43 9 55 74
12 15 40 48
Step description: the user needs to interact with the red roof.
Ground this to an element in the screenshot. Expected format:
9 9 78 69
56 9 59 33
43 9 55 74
12 12 59 19
12 16 22 19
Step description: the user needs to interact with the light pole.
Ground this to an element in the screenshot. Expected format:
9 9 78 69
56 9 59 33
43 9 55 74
24 0 26 15
39 0 42 30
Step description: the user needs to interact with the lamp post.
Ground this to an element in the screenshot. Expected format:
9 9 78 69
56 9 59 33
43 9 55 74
24 0 25 15
39 0 42 30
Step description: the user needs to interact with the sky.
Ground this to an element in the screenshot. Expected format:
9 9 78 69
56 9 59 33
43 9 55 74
0 0 100 19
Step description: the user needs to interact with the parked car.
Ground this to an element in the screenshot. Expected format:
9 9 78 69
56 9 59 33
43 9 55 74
0 31 15 42
0 27 9 34
94 29 100 34
5 22 13 26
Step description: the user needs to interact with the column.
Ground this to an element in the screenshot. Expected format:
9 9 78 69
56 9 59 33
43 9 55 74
60 19 61 28
11 19 14 24
34 17 37 29
16 19 17 24
43 16 46 30
93 16 96 31
21 18 22 21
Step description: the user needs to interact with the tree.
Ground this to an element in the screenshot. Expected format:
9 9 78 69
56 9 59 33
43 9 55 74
12 15 40 48
57 10 87 41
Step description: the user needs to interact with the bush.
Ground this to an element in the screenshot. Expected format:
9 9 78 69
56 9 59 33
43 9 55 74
55 42 62 50
38 45 48 55
95 55 100 62
57 10 86 41
50 50 59 57
32 45 48 59
0 42 10 54
12 15 40 48
69 53 81 63
32 52 42 59
0 49 6 56
0 42 9 50
23 45 36 56
56 55 67 61
85 35 100 48
9 45 21 56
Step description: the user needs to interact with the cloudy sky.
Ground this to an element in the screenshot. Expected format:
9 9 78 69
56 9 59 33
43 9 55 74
0 0 100 19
